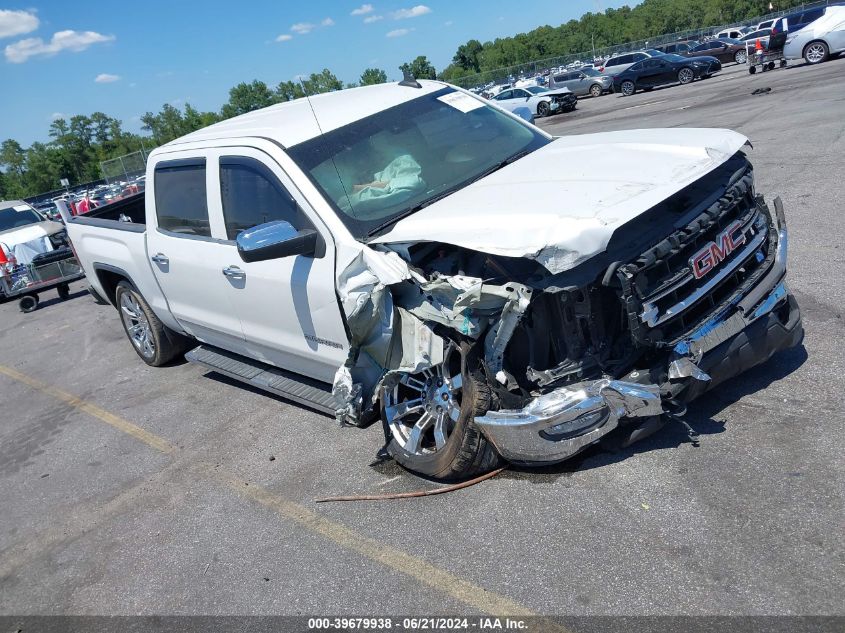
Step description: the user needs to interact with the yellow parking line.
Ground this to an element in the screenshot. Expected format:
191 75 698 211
0 363 565 625
0 364 176 455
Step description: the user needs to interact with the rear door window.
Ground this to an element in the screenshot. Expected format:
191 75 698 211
219 156 303 240
154 159 210 237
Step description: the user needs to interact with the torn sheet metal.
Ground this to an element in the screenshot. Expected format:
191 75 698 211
483 284 532 373
370 128 749 274
668 357 711 382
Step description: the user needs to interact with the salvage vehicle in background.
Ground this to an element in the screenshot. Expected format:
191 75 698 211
614 54 721 96
548 67 613 97
491 86 577 117
784 5 845 64
61 80 803 479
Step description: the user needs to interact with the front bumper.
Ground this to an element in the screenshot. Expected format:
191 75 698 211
474 198 803 465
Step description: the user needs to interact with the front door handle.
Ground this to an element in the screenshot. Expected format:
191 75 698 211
222 265 246 278
151 253 169 265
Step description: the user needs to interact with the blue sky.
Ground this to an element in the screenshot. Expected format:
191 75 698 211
1 1 634 146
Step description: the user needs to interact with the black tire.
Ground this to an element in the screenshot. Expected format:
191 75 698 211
589 84 603 97
384 352 502 481
803 40 829 65
19 294 39 313
749 65 757 74
115 281 189 366
620 80 636 96
678 67 695 84
536 101 550 117
57 283 70 301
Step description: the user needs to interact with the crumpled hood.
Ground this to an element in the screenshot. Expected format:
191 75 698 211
371 128 749 274
0 221 63 249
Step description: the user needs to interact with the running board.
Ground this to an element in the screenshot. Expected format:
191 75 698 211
185 345 336 416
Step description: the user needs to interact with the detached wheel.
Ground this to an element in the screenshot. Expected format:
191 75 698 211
589 83 603 97
115 281 189 366
383 343 501 480
620 80 636 96
57 283 70 301
678 67 695 84
735 49 748 64
536 101 550 117
804 41 828 64
19 294 39 313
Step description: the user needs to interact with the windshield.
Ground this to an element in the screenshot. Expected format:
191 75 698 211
287 87 550 239
0 206 42 232
662 54 688 62
526 86 548 94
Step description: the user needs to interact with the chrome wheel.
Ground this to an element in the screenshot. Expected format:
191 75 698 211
735 50 747 64
678 67 694 84
384 344 463 456
589 84 603 97
120 292 155 359
621 80 635 96
805 42 828 64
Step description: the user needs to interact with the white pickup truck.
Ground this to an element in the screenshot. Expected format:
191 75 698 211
63 80 803 479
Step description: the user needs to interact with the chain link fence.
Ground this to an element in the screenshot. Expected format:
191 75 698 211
100 149 149 185
454 0 835 89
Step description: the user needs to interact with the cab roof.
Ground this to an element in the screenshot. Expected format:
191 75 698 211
162 80 450 151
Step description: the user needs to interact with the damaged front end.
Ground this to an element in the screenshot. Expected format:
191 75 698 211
333 151 803 469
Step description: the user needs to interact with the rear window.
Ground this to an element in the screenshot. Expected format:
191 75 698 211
154 159 210 237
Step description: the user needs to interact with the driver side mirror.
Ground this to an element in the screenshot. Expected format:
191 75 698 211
525 95 531 101
236 220 318 262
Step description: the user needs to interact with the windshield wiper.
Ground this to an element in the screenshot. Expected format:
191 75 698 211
364 148 533 239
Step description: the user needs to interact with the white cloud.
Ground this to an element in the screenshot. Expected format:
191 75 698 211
392 5 431 19
0 9 39 39
364 15 383 23
386 28 412 37
444 20 453 26
321 17 335 26
351 4 374 16
95 73 120 83
5 30 115 63
290 22 315 34
275 33 293 42
50 112 65 121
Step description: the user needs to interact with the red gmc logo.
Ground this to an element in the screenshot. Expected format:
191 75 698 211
689 221 747 279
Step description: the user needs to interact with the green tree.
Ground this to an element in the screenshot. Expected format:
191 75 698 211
220 80 278 119
0 139 26 179
359 67 388 85
399 56 437 80
453 39 483 72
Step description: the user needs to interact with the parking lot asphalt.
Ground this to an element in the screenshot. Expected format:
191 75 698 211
1 58 843 620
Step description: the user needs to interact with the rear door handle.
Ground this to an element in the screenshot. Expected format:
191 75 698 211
222 265 246 278
151 253 169 265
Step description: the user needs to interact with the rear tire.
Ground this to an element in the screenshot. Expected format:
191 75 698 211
589 84 603 97
803 40 829 64
19 294 39 313
115 281 190 366
620 80 636 96
384 344 502 481
735 49 748 64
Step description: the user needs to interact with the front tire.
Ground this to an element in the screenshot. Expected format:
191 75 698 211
383 343 501 480
678 67 695 84
804 41 828 64
620 80 636 96
115 281 189 366
536 101 550 117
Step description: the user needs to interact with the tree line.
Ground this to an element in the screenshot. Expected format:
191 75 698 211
0 0 810 198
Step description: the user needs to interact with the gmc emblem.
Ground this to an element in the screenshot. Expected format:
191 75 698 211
689 221 747 279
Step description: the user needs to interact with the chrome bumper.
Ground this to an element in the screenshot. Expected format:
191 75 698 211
475 197 797 465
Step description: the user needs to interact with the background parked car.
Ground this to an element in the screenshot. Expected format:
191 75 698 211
689 38 748 64
784 5 845 64
741 28 772 43
548 67 613 97
613 54 721 96
599 49 665 75
492 86 577 116
775 5 828 35
716 27 753 39
655 40 698 55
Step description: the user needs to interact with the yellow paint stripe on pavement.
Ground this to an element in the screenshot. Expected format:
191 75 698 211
0 364 176 454
0 363 568 627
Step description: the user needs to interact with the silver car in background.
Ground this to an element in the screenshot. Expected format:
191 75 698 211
784 5 845 64
548 67 613 97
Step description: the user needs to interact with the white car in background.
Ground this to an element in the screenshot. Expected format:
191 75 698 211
491 86 577 117
784 5 845 64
